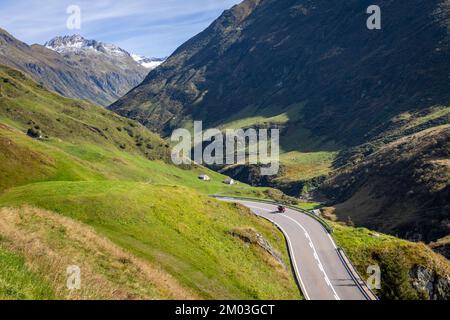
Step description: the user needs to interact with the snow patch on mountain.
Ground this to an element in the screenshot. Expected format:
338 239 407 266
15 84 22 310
45 35 128 56
131 54 165 69
45 35 164 69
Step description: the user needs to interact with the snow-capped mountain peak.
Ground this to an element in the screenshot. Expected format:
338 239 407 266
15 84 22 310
45 35 128 57
131 54 165 69
45 35 165 70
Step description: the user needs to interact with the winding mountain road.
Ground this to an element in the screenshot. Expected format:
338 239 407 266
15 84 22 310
218 198 369 300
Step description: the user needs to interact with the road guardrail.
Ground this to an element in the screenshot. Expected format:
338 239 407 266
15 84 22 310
337 248 379 300
210 195 334 234
211 194 379 300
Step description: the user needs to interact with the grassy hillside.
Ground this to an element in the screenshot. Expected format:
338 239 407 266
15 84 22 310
0 245 55 300
0 64 300 300
0 206 195 300
0 184 300 299
0 64 169 159
0 64 267 196
331 222 450 300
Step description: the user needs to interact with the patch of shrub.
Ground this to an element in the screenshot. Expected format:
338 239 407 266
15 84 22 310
27 128 41 139
124 127 134 137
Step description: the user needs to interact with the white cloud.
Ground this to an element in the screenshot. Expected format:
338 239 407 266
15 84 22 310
0 0 242 56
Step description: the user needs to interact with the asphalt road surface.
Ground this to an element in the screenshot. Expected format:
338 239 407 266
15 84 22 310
219 198 368 300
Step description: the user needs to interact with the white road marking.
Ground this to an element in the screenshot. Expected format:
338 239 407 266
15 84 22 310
328 234 338 249
246 205 272 212
243 204 310 300
280 213 341 301
239 202 341 300
220 198 367 300
280 225 311 300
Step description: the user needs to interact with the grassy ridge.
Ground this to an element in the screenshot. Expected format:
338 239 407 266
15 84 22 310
0 245 54 300
0 65 170 160
332 222 450 300
0 206 195 300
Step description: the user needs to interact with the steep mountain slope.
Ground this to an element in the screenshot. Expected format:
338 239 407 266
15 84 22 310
321 123 449 244
0 30 150 106
110 0 450 146
317 105 450 248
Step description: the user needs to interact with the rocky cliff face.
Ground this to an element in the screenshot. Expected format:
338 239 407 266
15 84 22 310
0 30 151 106
411 265 450 300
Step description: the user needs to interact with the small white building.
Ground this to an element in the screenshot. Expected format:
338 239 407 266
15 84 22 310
223 178 236 185
198 174 211 181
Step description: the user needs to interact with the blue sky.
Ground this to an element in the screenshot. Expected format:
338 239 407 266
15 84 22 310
0 0 242 57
